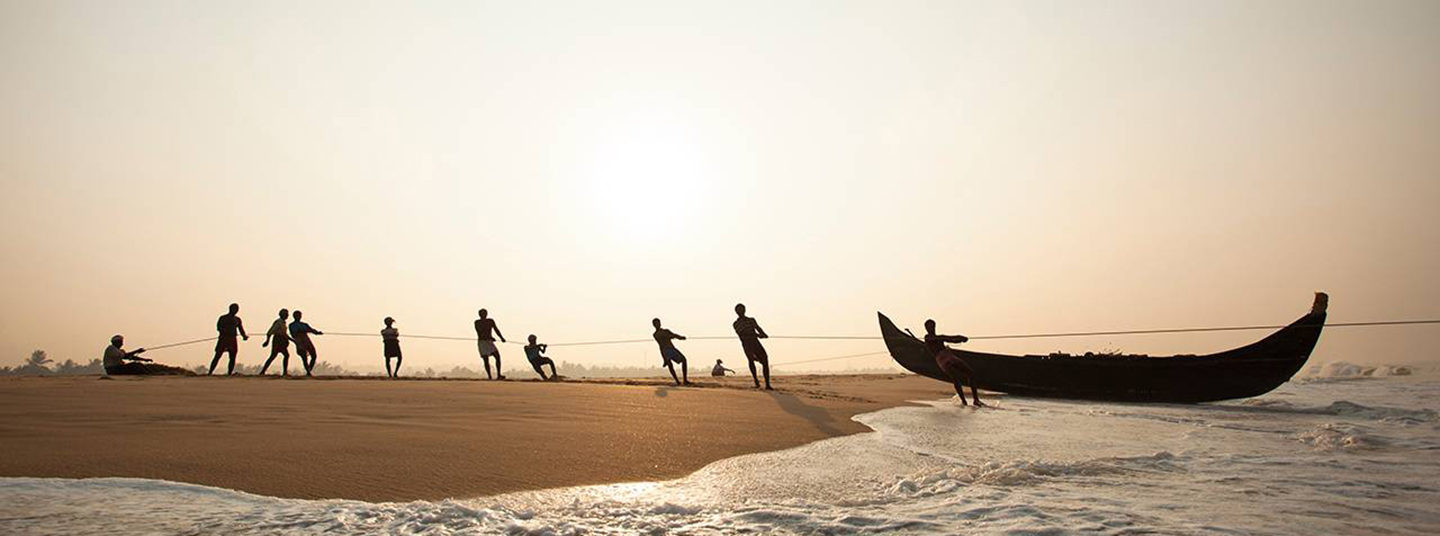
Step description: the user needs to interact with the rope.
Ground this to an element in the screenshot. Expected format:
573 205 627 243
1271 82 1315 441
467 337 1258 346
965 319 1440 341
142 337 217 352
770 350 890 369
129 318 1440 362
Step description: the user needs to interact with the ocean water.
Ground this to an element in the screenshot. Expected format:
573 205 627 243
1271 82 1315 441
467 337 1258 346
3 364 1437 535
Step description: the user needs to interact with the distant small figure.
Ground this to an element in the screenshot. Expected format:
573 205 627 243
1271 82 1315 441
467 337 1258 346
924 319 985 407
711 359 734 377
652 318 691 386
524 334 558 380
381 317 402 378
209 303 248 375
733 303 772 390
259 309 293 376
102 335 151 376
288 310 323 376
474 309 507 380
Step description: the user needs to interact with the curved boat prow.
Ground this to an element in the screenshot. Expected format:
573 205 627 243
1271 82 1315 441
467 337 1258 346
877 312 947 382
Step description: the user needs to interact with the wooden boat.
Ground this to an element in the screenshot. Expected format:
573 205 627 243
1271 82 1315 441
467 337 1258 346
879 293 1328 403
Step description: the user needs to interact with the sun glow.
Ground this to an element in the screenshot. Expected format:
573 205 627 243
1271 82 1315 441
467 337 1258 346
579 122 710 244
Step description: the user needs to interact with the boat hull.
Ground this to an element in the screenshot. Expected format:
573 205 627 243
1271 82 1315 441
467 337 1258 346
879 304 1326 403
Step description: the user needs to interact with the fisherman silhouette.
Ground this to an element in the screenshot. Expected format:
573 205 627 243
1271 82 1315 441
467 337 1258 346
259 309 293 376
733 303 772 389
102 334 151 375
711 359 734 377
652 318 690 386
381 317 402 378
924 319 985 407
209 303 248 375
474 309 507 380
524 334 558 380
288 310 323 376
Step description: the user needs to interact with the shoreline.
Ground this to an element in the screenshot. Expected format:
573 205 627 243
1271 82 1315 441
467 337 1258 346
0 373 953 502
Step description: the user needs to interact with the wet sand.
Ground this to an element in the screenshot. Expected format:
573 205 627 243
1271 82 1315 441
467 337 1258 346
0 374 952 501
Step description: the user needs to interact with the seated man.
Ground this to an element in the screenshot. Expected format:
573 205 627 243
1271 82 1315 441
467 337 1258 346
712 359 735 377
524 334 558 381
103 335 151 376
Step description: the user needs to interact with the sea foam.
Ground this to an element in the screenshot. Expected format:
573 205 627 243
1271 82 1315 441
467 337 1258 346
4 372 1438 535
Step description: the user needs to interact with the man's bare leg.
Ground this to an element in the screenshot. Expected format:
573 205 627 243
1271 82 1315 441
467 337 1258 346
259 349 280 375
952 381 969 405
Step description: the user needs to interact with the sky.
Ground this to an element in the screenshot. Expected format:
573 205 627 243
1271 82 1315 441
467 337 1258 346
1 0 1437 372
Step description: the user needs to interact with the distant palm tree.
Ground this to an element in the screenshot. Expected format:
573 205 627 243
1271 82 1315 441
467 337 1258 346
26 350 52 368
56 359 79 374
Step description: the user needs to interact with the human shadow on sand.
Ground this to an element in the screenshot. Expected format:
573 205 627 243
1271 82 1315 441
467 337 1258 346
767 391 841 436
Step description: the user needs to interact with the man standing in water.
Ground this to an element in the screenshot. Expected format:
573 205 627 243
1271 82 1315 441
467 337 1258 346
209 303 248 375
474 309 507 380
732 303 772 390
382 317 402 378
652 318 690 386
524 334 558 380
259 309 294 376
923 319 985 407
288 310 323 376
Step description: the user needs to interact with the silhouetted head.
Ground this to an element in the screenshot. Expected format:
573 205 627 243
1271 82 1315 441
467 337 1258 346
652 318 662 328
278 308 289 319
716 359 723 364
528 334 538 344
228 303 240 315
924 319 937 335
384 317 395 327
734 303 746 316
293 310 303 320
478 308 488 319
111 334 124 347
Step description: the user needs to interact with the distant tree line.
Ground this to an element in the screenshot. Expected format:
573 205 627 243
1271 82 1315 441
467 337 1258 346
0 350 106 376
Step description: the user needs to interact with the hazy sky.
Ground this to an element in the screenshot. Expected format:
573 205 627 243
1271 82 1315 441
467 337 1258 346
2 0 1437 371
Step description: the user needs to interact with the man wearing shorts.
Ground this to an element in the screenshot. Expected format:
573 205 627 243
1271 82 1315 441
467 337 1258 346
523 334 557 381
208 303 248 375
382 317 402 378
652 317 690 386
259 308 294 376
288 310 324 376
924 319 985 407
474 309 507 380
732 303 772 390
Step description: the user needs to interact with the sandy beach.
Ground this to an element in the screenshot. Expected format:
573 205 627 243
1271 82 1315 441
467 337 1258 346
0 373 951 502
